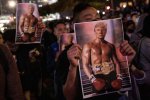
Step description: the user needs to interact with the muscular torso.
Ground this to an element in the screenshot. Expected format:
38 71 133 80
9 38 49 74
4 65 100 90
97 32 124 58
21 14 38 33
82 40 119 75
90 40 113 66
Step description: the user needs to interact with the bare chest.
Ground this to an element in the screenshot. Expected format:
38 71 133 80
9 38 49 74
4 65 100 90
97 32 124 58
24 16 37 26
91 44 112 56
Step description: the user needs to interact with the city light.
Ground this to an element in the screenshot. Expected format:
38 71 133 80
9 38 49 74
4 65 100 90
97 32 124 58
48 0 58 5
123 4 127 8
65 16 70 20
106 6 110 10
128 2 133 6
97 10 100 14
120 2 127 8
8 0 16 8
38 4 43 7
102 11 105 15
43 0 48 2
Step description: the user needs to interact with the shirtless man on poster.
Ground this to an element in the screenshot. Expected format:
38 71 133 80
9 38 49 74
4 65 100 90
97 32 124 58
19 4 38 42
82 22 122 92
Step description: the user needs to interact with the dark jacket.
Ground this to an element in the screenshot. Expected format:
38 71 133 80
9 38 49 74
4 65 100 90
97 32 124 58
0 44 24 100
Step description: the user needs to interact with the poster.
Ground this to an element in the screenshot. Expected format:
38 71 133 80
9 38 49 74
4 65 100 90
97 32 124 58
74 18 131 99
59 33 76 52
15 3 43 44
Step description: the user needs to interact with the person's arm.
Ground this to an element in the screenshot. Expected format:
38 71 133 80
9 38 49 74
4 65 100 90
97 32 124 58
108 45 122 90
0 44 24 100
19 15 25 37
119 41 145 81
112 45 121 79
63 44 81 100
119 41 144 78
82 44 92 79
130 65 145 80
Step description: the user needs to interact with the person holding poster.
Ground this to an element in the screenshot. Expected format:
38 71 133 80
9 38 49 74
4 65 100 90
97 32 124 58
82 22 122 92
18 4 38 42
56 2 136 100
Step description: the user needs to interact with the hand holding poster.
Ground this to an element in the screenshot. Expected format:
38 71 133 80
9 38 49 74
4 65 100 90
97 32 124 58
74 18 132 99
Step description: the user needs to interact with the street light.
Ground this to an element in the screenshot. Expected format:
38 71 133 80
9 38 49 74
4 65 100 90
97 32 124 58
8 0 16 8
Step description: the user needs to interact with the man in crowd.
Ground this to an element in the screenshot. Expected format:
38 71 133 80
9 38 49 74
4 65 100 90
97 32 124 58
56 2 136 100
0 44 24 100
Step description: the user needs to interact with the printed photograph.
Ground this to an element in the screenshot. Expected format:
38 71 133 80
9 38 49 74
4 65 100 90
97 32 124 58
74 18 132 99
59 33 76 52
15 3 43 44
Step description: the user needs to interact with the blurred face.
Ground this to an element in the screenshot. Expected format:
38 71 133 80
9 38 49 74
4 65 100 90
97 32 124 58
54 23 68 37
0 34 4 44
27 5 34 15
132 14 139 26
78 7 100 22
94 25 107 39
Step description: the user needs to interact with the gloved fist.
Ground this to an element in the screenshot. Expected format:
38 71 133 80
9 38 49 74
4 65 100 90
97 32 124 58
31 36 36 42
21 34 29 42
92 78 105 92
111 79 122 90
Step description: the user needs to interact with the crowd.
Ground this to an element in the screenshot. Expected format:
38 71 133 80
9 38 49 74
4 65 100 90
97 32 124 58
0 2 150 100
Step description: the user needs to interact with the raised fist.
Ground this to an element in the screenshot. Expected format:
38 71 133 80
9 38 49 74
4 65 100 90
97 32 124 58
92 78 105 92
111 79 122 90
67 44 82 67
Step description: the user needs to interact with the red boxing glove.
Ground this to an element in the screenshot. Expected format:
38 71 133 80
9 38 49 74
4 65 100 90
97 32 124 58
31 36 36 42
21 34 29 42
111 79 122 90
92 78 105 92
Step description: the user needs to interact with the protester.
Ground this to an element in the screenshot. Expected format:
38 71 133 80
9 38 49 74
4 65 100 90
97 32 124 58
0 32 4 44
0 44 24 100
55 2 136 100
132 14 150 100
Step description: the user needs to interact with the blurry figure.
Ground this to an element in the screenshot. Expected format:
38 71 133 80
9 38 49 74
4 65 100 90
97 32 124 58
0 44 24 100
18 4 38 42
124 20 136 40
42 20 69 100
134 14 150 100
3 29 43 100
130 6 149 50
72 3 100 23
3 29 19 61
53 20 68 39
131 12 139 27
0 32 4 44
126 13 131 21
16 44 43 100
35 18 45 39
